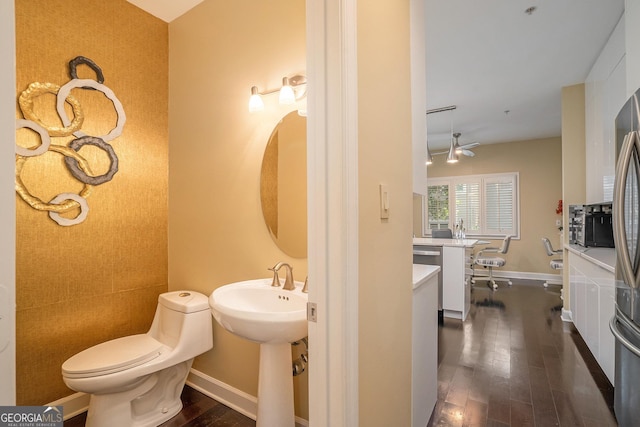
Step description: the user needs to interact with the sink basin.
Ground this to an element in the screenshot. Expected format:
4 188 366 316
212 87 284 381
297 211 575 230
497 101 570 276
209 278 308 344
209 277 308 426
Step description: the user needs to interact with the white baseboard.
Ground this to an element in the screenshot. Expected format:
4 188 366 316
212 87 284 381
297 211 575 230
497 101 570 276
49 369 309 427
186 368 309 427
47 391 90 421
561 309 573 323
186 369 257 420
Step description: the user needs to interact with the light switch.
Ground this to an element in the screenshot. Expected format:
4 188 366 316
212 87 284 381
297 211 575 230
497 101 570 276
380 184 390 219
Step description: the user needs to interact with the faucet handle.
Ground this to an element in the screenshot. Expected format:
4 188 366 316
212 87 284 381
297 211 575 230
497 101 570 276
302 276 308 293
267 266 281 287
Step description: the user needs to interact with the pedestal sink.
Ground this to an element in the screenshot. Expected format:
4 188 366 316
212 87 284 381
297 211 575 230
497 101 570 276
209 278 308 427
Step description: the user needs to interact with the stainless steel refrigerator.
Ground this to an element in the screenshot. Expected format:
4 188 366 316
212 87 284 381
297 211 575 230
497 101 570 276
612 87 640 426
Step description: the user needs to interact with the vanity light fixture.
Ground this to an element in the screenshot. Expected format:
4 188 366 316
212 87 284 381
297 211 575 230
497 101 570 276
248 74 307 112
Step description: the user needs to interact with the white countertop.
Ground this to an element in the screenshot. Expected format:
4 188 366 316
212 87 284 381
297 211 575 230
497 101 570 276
565 244 616 273
413 237 479 248
412 264 440 290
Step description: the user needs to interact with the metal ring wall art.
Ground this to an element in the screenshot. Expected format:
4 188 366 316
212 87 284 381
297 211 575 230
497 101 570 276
14 56 126 226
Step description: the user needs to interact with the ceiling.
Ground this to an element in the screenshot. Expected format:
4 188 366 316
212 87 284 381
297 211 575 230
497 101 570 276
127 0 625 151
126 0 204 22
425 0 624 150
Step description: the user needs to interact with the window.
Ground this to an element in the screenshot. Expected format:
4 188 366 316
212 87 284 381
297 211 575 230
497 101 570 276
427 184 449 230
425 172 519 238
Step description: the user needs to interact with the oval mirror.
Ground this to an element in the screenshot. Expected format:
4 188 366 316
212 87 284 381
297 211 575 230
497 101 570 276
260 111 307 258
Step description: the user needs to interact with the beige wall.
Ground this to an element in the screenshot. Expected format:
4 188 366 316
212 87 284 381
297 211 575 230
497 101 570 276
561 84 587 309
358 1 414 425
168 0 309 419
15 0 168 404
427 137 563 276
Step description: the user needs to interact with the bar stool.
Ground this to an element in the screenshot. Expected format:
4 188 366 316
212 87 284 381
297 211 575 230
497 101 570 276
542 237 563 288
472 235 513 290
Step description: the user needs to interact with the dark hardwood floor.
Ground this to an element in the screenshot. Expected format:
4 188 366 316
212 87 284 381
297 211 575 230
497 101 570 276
65 279 616 427
428 279 617 427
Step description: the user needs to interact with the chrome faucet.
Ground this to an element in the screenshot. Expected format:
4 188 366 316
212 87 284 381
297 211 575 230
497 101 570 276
268 262 296 290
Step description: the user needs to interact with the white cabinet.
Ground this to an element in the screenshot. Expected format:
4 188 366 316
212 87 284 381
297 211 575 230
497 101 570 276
567 251 616 383
599 285 616 382
442 246 471 321
412 270 438 427
626 0 640 96
585 16 626 204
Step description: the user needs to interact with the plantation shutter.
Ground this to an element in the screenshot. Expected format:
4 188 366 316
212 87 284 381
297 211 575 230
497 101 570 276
454 181 480 233
484 175 516 235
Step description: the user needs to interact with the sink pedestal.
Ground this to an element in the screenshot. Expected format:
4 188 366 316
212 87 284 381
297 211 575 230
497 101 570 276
256 343 295 427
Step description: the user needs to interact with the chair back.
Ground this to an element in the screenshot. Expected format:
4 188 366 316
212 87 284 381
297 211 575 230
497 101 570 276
432 228 453 238
498 235 512 254
542 237 555 256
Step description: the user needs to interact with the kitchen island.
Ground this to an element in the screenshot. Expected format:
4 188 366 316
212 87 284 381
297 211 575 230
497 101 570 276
413 237 478 321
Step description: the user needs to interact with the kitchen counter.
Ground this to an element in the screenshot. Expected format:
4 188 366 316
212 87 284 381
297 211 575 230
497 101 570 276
412 264 440 290
413 237 478 248
565 244 615 273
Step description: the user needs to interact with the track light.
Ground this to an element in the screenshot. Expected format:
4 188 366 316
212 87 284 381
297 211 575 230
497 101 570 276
426 126 433 165
447 142 459 163
453 132 463 154
446 110 459 163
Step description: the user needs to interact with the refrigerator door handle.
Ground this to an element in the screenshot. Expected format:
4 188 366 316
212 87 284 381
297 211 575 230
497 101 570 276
614 132 636 287
610 315 640 358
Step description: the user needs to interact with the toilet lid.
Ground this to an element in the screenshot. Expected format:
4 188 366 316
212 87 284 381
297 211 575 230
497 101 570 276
62 334 163 378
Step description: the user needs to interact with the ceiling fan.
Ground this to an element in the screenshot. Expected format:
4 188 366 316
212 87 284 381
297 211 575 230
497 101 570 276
432 133 479 157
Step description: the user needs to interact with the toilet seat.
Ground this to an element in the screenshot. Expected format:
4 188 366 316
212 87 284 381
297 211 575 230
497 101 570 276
62 334 163 378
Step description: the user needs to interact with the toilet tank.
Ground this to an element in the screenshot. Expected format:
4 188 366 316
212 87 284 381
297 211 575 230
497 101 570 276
149 291 212 354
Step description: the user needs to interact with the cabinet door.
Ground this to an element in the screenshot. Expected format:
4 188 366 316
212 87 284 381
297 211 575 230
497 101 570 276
598 285 616 383
442 246 464 312
586 278 600 356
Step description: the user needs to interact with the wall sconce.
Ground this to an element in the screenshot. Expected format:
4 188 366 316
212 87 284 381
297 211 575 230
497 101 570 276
249 74 307 112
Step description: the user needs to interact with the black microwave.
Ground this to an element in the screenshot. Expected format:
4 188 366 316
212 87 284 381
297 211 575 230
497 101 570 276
577 203 614 248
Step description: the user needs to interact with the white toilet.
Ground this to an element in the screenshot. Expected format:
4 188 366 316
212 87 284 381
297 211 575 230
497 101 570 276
62 290 213 427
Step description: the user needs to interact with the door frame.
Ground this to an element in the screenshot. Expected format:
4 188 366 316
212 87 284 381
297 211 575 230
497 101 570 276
306 0 360 425
0 0 17 406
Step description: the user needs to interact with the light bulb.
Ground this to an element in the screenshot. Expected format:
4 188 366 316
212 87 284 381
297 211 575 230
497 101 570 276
279 77 295 105
249 86 264 112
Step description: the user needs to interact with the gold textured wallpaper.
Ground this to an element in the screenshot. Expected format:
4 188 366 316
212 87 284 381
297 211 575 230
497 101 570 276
15 0 168 404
